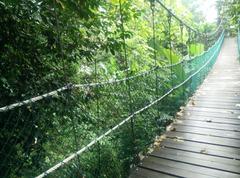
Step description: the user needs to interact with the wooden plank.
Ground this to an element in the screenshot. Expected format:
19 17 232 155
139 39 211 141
151 147 240 167
204 81 240 84
187 104 240 111
185 107 240 117
186 106 240 114
193 96 240 102
204 80 240 82
150 148 240 174
198 86 240 89
180 115 240 125
160 139 240 160
196 104 237 111
193 98 240 104
138 157 214 178
199 87 240 91
182 111 240 120
201 81 240 85
175 120 240 132
140 156 240 178
165 132 240 148
189 101 240 110
200 85 240 89
195 93 240 97
129 167 177 178
171 125 240 140
197 90 240 94
161 138 240 156
190 100 240 105
196 90 240 95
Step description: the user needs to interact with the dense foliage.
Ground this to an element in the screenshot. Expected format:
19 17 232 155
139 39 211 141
218 0 240 34
0 0 221 178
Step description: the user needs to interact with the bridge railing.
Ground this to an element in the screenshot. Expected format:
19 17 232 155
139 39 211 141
238 25 240 58
35 31 224 178
0 1 224 178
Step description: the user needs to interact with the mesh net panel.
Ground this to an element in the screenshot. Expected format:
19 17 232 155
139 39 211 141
0 0 225 177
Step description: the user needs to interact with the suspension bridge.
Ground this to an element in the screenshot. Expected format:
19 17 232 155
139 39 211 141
0 1 240 178
130 37 240 178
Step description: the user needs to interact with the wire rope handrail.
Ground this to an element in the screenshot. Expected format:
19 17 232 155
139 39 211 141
0 30 224 113
0 59 194 112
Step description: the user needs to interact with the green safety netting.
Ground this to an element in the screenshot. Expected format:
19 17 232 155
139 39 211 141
32 33 224 178
0 1 225 177
0 33 224 178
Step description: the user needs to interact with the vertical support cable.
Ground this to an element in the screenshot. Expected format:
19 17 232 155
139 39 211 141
204 32 208 51
119 0 135 163
53 1 82 176
151 0 161 135
167 13 173 87
187 28 192 96
201 32 207 83
54 0 66 83
188 28 192 58
238 19 240 59
194 32 197 56
94 57 101 178
180 22 185 101
151 1 159 99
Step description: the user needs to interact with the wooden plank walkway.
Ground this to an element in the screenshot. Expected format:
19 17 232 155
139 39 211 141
130 38 240 178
